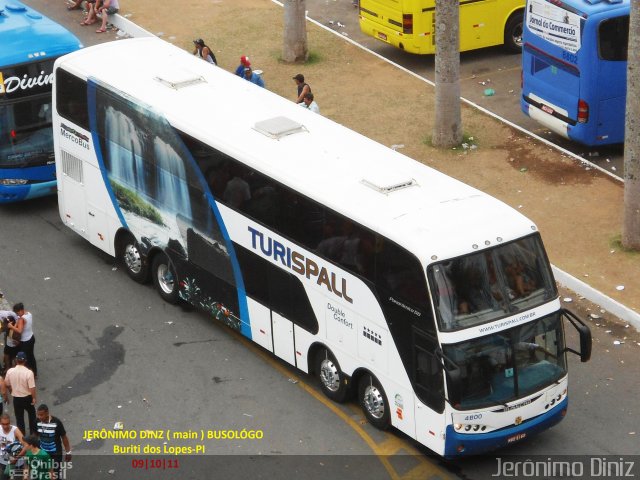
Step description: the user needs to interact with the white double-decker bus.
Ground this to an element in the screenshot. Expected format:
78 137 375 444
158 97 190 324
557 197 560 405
52 37 590 457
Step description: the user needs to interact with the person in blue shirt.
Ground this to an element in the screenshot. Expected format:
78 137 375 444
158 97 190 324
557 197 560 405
235 55 250 77
243 67 265 88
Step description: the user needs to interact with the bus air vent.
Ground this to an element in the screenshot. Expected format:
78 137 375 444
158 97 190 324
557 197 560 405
154 69 206 90
254 116 307 140
60 149 84 184
361 173 417 194
5 3 27 12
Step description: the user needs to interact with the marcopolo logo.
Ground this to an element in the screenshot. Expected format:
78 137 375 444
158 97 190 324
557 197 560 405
248 226 353 303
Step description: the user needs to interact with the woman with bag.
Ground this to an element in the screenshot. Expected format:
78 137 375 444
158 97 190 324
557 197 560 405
0 311 22 375
9 304 36 378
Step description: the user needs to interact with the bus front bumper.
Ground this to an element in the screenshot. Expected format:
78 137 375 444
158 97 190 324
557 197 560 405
444 397 568 458
0 180 57 203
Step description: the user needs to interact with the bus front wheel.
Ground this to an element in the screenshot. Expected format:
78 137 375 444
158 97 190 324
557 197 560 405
119 235 149 284
504 12 524 53
152 253 180 304
316 349 349 403
358 374 390 430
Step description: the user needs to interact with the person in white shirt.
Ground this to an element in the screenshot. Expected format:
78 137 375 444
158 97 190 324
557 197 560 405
0 413 25 480
301 92 320 114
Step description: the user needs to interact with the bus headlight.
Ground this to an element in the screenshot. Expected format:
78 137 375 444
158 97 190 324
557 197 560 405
454 423 463 431
0 179 28 185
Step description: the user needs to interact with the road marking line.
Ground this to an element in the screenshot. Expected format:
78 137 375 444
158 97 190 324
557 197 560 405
233 334 453 479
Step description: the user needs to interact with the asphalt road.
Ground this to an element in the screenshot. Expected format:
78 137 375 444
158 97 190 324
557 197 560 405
304 0 625 179
4 1 639 478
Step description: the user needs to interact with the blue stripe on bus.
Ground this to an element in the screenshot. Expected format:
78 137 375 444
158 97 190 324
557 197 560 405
444 397 568 457
180 150 252 341
86 79 128 229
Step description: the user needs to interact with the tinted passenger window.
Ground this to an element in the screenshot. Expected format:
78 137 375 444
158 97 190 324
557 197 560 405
376 239 429 311
599 16 628 61
235 244 319 334
55 69 89 130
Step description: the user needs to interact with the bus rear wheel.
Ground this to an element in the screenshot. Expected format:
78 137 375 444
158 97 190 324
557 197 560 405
504 12 524 53
152 253 180 304
316 348 349 403
119 235 149 283
358 374 390 430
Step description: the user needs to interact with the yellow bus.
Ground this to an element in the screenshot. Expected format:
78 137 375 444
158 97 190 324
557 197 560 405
358 0 524 54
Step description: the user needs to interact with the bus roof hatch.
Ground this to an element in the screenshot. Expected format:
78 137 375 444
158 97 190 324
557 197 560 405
153 69 206 90
254 116 307 139
361 172 417 195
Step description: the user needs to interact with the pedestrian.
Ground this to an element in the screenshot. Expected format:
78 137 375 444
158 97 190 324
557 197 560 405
0 310 21 374
293 73 311 104
193 39 217 65
78 0 102 24
243 67 265 88
66 0 84 10
91 0 119 33
36 404 72 478
22 434 53 480
235 55 251 76
0 375 7 416
11 303 36 377
0 413 25 480
4 352 36 435
301 92 320 114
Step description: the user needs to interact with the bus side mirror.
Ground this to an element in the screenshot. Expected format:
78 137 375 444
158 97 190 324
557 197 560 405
436 348 462 405
562 308 592 362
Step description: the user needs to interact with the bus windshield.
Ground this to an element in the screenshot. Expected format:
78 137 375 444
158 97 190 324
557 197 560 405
0 95 53 168
443 313 567 410
429 235 556 331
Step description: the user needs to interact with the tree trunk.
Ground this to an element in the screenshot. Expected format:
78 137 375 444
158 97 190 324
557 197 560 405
283 0 308 63
623 0 640 249
432 0 463 148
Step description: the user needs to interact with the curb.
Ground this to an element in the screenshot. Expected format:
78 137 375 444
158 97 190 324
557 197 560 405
110 8 640 331
552 266 640 329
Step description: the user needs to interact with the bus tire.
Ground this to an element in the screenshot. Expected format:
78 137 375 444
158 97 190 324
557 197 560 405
152 253 180 304
504 12 524 54
316 349 349 403
119 234 149 284
358 373 390 430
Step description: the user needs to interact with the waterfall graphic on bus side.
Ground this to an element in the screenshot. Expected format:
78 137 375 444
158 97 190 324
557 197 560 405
89 81 250 336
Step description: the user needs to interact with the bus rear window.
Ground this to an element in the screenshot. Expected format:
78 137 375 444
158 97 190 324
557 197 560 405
598 15 628 61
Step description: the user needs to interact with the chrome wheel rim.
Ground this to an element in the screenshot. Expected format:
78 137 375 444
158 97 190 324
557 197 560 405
319 357 341 392
363 383 385 420
157 263 175 294
124 243 142 274
514 26 523 47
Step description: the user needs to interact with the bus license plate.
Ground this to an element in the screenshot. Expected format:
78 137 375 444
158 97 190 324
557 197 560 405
507 433 527 444
541 105 554 115
377 32 388 41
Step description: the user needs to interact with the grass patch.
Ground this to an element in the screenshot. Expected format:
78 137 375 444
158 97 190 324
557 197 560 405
423 132 479 151
274 50 322 65
610 235 640 257
110 181 165 226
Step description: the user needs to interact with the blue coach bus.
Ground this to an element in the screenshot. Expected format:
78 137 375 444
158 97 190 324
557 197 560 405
0 1 82 202
521 0 629 147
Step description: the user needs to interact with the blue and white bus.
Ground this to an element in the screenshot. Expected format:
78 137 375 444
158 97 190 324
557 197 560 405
0 1 82 202
53 37 591 457
521 0 628 146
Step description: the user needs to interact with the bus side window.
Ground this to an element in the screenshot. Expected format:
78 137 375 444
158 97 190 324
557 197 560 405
55 69 89 130
598 16 629 61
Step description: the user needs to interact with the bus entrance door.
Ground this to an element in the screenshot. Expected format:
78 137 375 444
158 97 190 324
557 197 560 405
272 312 296 366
